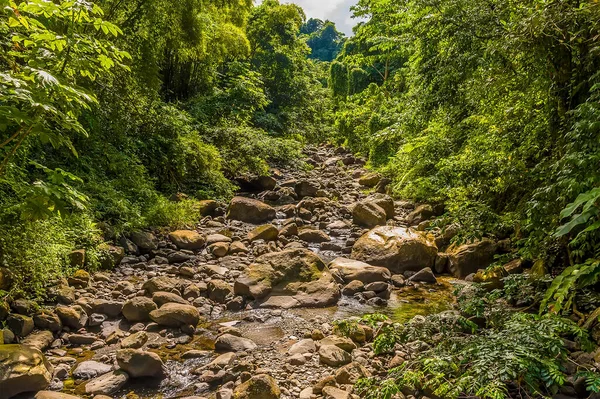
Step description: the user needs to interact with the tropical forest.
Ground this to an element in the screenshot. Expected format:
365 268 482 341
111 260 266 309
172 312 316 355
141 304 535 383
1 0 600 398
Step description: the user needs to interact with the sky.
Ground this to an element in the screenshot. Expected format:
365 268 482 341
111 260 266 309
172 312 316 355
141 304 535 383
255 0 360 36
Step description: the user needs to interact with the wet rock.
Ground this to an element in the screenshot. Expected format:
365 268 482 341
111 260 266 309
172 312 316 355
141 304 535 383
233 374 281 399
73 361 112 379
351 226 438 274
319 345 351 367
448 239 497 278
342 280 364 296
56 305 88 329
329 258 391 284
84 370 129 395
6 313 34 337
248 224 279 242
352 201 386 228
0 344 52 398
169 230 206 250
408 267 437 284
215 334 257 352
227 197 276 224
122 297 157 322
68 269 90 288
391 274 405 287
149 303 200 327
117 349 165 378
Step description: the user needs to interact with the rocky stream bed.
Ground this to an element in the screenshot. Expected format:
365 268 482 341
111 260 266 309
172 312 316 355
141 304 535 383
0 146 510 399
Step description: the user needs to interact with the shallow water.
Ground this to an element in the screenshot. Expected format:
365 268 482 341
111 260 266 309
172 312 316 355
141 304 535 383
66 278 458 399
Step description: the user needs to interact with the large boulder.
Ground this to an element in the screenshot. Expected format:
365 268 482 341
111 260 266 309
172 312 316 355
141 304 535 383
84 370 129 396
227 197 276 224
358 172 381 188
233 249 340 308
448 239 497 278
352 201 387 228
169 230 206 250
130 231 157 252
122 297 157 323
248 224 279 242
406 204 435 225
21 331 53 351
0 344 52 398
142 276 185 295
149 303 200 327
73 360 112 380
55 305 87 329
208 280 233 303
367 194 395 219
335 362 371 384
215 334 257 352
35 392 81 399
116 349 165 378
351 226 437 274
233 374 281 399
319 345 351 367
6 314 34 337
295 181 319 198
198 199 218 216
329 258 391 284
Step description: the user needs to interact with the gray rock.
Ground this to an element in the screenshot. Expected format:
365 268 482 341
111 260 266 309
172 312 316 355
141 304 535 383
73 361 112 379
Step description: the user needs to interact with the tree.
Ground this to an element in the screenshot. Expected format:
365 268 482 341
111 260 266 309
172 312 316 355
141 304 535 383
302 18 345 62
0 0 128 177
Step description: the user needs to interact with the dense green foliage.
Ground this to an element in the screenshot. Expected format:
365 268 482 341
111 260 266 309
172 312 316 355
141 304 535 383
0 0 330 296
331 0 600 307
301 18 345 62
357 311 596 399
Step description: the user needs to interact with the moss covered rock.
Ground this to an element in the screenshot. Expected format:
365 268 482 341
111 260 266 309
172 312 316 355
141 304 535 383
168 230 206 250
351 226 438 274
226 197 276 224
0 344 52 398
233 249 340 308
233 374 280 399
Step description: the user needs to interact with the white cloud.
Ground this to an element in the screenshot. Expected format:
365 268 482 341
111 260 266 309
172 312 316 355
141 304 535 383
254 0 360 36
